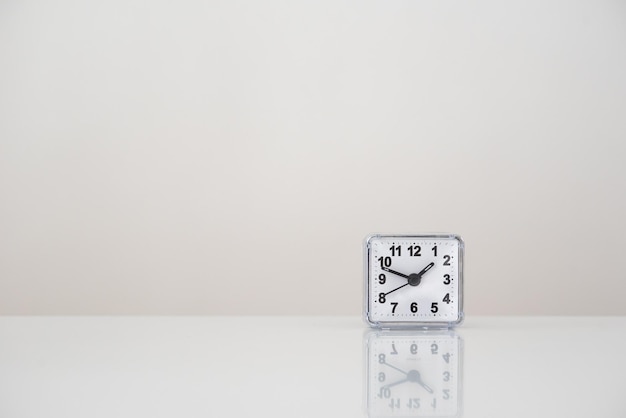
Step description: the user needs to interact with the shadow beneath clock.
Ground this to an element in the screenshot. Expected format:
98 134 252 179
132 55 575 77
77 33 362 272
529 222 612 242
364 329 464 418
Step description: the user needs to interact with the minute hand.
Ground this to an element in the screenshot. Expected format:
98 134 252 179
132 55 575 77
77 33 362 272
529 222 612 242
381 267 410 280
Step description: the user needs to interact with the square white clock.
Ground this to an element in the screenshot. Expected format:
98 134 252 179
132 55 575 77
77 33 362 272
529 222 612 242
364 234 464 329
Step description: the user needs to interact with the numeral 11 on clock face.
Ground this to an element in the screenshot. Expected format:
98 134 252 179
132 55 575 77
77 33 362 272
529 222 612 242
365 235 464 328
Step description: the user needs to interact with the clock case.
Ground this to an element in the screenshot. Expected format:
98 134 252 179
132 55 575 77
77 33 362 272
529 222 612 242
364 234 465 330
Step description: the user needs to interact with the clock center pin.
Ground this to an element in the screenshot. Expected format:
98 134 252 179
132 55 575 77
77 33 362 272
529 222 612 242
408 273 422 286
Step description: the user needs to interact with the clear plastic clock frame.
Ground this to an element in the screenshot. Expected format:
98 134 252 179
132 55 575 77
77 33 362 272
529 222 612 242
364 234 464 329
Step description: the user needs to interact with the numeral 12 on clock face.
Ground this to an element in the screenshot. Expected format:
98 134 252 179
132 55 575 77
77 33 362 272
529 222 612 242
364 234 464 328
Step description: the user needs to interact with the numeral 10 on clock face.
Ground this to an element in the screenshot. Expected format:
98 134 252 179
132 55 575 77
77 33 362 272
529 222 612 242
365 235 464 327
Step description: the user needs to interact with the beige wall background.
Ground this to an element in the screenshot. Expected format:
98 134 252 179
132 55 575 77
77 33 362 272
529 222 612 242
1 0 625 315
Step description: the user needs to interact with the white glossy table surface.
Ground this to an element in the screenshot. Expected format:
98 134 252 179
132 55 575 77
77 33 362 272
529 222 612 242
1 316 625 417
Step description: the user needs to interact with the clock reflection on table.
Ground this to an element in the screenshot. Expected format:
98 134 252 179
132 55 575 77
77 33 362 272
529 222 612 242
365 330 463 418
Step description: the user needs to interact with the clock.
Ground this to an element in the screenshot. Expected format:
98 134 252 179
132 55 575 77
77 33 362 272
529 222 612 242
364 234 464 329
365 330 463 417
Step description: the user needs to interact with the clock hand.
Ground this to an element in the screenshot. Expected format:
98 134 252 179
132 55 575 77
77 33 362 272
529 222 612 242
417 380 434 394
381 267 410 280
407 262 436 286
416 262 435 278
383 283 410 297
382 361 409 375
382 377 409 389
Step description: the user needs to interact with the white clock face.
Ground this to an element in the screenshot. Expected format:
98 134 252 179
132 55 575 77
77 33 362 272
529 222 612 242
365 235 463 327
366 331 463 417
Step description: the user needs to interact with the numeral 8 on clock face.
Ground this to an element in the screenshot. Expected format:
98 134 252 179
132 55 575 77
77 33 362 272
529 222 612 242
364 234 464 328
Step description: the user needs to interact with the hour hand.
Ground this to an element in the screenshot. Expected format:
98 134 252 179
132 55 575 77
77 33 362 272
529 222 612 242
416 262 435 278
381 267 410 280
407 370 434 394
418 380 434 394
